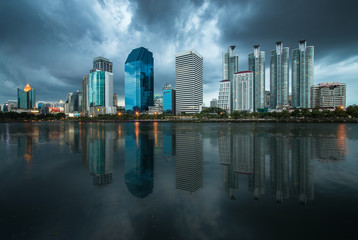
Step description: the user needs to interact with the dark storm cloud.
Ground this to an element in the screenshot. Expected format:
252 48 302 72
0 0 357 105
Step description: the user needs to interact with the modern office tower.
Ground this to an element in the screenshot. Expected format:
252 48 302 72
88 56 115 115
82 75 89 116
113 93 118 108
218 80 231 112
248 133 266 200
125 122 154 198
270 136 289 203
210 98 218 108
311 82 346 108
175 50 203 114
125 47 154 112
292 40 314 108
69 91 82 113
86 124 114 186
223 46 239 112
248 45 265 111
291 137 314 204
17 83 35 109
232 71 254 112
175 126 203 192
270 42 289 109
162 83 176 114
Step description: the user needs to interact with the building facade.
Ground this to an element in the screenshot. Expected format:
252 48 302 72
175 50 203 114
248 45 265 111
311 82 346 108
82 75 89 116
17 83 35 109
218 80 231 112
292 40 314 108
232 71 254 112
162 83 176 114
270 42 289 109
125 47 154 112
88 56 115 115
210 98 218 108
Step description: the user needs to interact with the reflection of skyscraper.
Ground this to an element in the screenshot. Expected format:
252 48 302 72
163 124 175 158
270 136 289 203
249 134 265 199
218 128 238 199
17 135 34 162
175 126 203 192
125 122 154 198
86 124 114 186
291 137 314 204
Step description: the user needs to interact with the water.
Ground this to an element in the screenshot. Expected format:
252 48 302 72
0 122 357 239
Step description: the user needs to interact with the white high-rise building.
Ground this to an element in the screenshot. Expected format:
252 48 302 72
311 82 346 108
218 80 231 112
175 50 203 114
248 45 265 111
232 71 254 112
222 46 239 112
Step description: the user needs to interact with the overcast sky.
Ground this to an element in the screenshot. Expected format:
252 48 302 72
0 0 357 106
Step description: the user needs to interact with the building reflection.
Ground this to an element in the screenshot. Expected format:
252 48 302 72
82 123 113 186
162 124 176 159
124 122 154 198
175 126 203 193
270 136 289 203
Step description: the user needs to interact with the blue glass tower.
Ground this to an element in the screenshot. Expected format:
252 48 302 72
17 83 35 109
162 83 175 114
125 47 154 112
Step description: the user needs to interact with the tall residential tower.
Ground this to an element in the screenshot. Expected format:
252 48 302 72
292 40 314 108
248 45 265 111
222 46 239 112
270 42 289 109
175 50 203 114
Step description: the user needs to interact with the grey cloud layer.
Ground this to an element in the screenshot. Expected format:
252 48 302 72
0 0 357 105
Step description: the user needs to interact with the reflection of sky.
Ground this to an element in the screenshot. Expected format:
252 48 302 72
0 123 358 239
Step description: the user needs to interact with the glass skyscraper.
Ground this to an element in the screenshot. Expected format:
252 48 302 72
125 47 154 112
162 83 175 114
17 83 35 109
270 42 289 109
88 57 114 115
248 45 265 111
292 40 314 108
222 46 238 112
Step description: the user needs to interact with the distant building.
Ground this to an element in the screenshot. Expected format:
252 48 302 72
70 91 82 113
264 91 270 108
175 50 203 114
218 80 231 112
311 82 346 108
270 42 289 109
232 71 254 112
163 83 176 114
17 83 35 109
113 93 118 108
292 40 314 108
210 98 218 108
125 47 154 112
248 45 265 111
148 94 163 114
88 56 115 115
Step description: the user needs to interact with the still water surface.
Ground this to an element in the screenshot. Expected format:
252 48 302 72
0 122 357 239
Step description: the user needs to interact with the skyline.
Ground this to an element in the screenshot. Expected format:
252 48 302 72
0 0 357 106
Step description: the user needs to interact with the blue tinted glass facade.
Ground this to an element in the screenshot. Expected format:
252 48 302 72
163 89 174 113
125 47 154 112
89 71 105 107
17 88 35 109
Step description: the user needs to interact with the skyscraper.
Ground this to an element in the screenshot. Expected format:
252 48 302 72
125 47 154 112
162 83 176 114
270 42 289 109
292 40 314 108
248 45 265 111
232 71 254 112
17 83 35 109
222 46 239 112
175 50 203 114
82 75 89 116
88 56 115 115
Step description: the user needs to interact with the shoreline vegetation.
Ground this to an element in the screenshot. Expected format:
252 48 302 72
1 105 358 123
